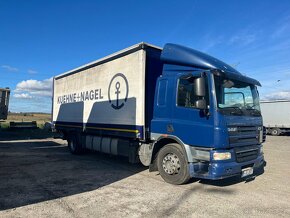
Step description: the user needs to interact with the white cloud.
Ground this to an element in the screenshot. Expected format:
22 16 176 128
27 69 38 74
229 33 256 46
201 27 259 51
271 15 290 39
262 91 290 101
15 78 53 97
272 23 290 39
1 65 18 72
226 25 262 47
13 93 33 99
202 35 224 51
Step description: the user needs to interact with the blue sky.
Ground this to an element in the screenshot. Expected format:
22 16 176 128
1 0 290 113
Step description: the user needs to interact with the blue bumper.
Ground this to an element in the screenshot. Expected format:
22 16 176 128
188 154 265 180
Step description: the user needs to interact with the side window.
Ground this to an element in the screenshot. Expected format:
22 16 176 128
157 79 168 106
177 75 209 108
177 77 197 108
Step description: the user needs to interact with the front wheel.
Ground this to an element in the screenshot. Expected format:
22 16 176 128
157 143 190 185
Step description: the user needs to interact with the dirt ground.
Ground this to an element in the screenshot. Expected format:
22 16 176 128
0 136 289 217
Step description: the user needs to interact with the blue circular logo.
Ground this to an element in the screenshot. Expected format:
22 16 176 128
108 73 129 110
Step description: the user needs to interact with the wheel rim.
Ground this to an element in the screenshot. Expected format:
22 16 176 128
272 130 278 135
162 153 181 175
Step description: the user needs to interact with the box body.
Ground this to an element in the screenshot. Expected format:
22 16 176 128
53 43 162 139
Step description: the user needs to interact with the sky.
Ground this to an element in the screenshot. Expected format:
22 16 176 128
0 0 290 113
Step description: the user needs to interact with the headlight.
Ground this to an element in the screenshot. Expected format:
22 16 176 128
190 148 210 161
213 152 231 160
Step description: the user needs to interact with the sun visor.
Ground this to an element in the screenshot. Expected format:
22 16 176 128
217 70 261 86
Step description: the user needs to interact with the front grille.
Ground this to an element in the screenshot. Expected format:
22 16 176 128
228 126 259 147
235 145 259 163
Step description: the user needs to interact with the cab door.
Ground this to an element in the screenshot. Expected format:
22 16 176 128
171 72 214 147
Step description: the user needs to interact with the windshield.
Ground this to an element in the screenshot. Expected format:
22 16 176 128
214 75 261 116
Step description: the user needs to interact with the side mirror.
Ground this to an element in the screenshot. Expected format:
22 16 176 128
195 99 207 110
194 77 206 97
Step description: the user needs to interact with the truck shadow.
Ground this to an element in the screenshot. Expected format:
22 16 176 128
0 129 57 141
0 139 266 210
0 140 146 211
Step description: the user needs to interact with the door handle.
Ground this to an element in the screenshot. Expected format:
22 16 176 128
167 124 174 133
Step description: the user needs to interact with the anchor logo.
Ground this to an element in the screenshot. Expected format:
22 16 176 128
108 73 129 110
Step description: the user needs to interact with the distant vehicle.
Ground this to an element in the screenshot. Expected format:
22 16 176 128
52 43 265 184
0 88 10 120
260 100 290 136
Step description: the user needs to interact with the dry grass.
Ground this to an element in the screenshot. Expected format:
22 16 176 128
0 113 55 140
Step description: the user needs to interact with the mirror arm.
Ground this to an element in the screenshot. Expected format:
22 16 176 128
204 107 210 117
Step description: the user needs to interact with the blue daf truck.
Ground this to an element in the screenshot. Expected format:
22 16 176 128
53 43 265 185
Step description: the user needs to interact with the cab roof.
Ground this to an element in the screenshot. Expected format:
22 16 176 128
161 43 261 86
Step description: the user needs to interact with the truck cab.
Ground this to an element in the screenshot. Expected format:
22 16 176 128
149 44 265 184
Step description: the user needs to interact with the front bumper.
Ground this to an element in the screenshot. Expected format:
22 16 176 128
188 154 265 180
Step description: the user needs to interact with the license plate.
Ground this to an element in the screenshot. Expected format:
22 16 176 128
241 167 254 178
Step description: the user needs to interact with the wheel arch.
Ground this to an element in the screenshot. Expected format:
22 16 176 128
150 135 191 165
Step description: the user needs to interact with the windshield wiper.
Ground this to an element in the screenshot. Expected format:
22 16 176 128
222 106 244 115
246 108 261 116
244 104 261 116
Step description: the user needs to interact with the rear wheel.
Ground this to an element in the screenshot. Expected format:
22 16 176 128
271 128 281 136
67 133 83 154
157 143 190 185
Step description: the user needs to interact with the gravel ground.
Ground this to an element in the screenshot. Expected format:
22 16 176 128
0 136 289 217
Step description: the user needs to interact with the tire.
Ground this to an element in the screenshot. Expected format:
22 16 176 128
271 128 281 136
67 133 83 154
157 143 190 185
